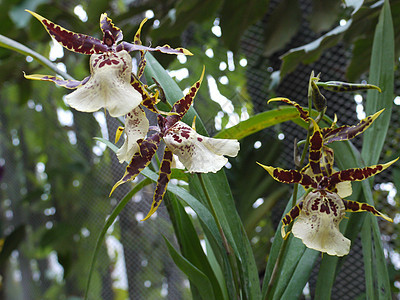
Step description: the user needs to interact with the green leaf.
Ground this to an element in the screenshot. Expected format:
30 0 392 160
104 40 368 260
84 178 152 300
280 20 352 78
214 106 302 140
360 3 394 297
151 0 224 41
0 225 26 267
263 0 302 56
166 193 225 299
0 34 74 80
361 0 394 166
164 237 216 300
309 0 341 33
220 0 269 52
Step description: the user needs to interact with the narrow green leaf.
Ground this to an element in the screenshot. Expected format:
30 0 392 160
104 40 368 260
84 178 152 300
214 107 301 140
0 34 74 80
167 193 225 299
280 20 352 78
164 237 216 300
360 2 394 299
263 0 302 56
220 0 269 52
361 0 394 166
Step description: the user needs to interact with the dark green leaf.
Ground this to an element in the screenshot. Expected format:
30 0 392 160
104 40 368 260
263 0 302 56
164 237 216 300
220 0 269 52
280 20 352 78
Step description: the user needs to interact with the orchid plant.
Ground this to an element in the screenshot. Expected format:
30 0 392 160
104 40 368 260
24 11 240 223
258 96 396 256
14 6 397 300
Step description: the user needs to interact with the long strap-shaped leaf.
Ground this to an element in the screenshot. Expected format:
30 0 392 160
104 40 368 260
360 1 394 299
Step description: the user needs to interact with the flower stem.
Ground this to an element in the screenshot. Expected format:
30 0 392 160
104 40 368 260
265 72 318 299
197 173 241 298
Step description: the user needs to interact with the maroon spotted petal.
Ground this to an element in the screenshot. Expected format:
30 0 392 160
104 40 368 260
110 133 162 195
167 68 204 125
24 73 90 89
308 120 323 179
27 10 108 54
327 159 398 189
142 148 173 221
323 110 383 144
100 13 123 45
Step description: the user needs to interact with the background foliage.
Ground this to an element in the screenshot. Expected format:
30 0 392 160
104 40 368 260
1 0 400 299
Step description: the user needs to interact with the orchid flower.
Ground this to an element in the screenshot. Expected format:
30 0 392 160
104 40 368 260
110 69 240 220
258 103 396 256
24 10 192 117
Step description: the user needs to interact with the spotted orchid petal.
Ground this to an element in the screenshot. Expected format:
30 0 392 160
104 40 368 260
343 200 392 222
116 107 149 163
65 50 142 117
257 163 319 189
291 190 350 257
23 73 90 89
27 10 108 54
308 119 323 180
281 202 303 239
163 121 239 173
322 109 384 144
166 67 205 126
110 133 162 195
268 97 310 123
142 148 173 221
100 13 123 46
116 41 193 56
133 18 148 78
327 158 399 189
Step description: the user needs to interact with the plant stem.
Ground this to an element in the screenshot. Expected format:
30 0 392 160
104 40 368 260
265 73 318 299
0 34 74 80
197 173 241 299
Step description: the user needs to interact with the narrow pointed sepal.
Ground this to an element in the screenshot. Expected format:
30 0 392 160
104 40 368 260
257 162 318 188
110 133 162 196
141 148 173 221
343 200 393 222
23 73 89 89
281 202 303 239
308 119 323 179
100 13 123 45
26 10 107 54
116 42 193 56
328 158 399 188
322 109 384 144
170 67 204 121
267 97 310 122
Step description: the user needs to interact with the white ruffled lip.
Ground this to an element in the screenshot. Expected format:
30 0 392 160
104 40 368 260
65 50 142 117
116 106 149 163
291 190 350 256
163 121 239 173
